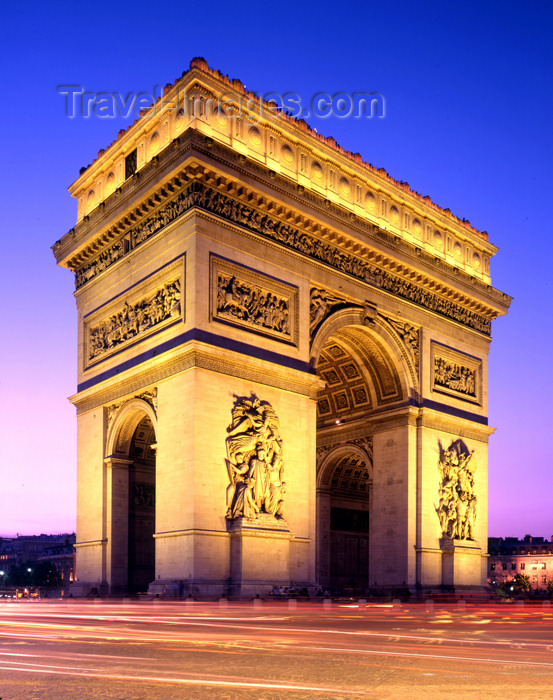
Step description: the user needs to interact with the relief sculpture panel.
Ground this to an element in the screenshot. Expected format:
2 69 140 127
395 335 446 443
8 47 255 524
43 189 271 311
85 258 184 368
225 395 285 521
74 176 492 336
431 342 481 404
436 439 477 541
211 256 298 345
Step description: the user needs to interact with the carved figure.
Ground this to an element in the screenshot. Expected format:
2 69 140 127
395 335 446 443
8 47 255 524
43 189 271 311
88 279 181 360
465 495 477 540
217 273 290 336
309 288 346 334
225 396 285 520
75 179 492 336
363 302 377 326
434 357 477 397
247 446 269 511
133 483 155 508
137 388 158 412
388 319 419 355
265 456 285 517
436 438 476 540
226 453 246 515
226 453 259 520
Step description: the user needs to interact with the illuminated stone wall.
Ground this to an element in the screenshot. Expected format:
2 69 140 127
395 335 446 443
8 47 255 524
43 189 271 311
53 59 510 596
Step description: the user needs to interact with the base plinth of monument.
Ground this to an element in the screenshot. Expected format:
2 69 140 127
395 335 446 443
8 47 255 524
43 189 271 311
148 578 228 598
440 537 483 590
70 581 109 598
227 513 293 596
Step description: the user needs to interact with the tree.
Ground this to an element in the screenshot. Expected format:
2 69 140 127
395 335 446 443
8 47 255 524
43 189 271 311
5 561 61 589
4 563 33 587
512 573 532 595
493 573 532 599
32 561 62 589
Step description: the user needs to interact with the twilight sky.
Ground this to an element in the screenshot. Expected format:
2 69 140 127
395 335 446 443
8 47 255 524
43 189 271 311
1 1 551 538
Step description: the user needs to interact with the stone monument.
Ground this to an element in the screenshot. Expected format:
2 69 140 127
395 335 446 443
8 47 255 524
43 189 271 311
52 58 511 596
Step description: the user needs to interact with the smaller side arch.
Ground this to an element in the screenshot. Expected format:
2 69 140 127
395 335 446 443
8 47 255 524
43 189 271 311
106 398 158 457
317 443 373 488
103 397 158 596
316 442 373 592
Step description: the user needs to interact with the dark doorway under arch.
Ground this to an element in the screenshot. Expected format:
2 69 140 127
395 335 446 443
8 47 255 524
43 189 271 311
326 454 371 593
128 415 156 593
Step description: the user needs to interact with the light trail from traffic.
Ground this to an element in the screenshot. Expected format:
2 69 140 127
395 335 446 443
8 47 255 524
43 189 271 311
1 601 552 698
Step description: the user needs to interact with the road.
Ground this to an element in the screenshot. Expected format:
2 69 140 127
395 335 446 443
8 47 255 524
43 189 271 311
0 599 552 698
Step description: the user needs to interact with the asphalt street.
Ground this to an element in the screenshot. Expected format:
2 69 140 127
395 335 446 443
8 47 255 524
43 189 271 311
0 599 552 698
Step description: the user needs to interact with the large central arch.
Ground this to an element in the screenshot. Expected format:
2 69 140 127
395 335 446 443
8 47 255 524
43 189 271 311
313 310 416 593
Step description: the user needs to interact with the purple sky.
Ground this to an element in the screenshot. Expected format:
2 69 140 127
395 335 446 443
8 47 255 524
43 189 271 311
1 1 551 538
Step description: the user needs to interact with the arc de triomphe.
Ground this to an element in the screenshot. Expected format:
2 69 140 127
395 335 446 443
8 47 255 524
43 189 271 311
53 58 510 597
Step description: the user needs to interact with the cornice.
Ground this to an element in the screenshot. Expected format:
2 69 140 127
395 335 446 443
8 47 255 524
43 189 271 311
370 405 420 432
76 178 495 335
416 407 495 442
67 58 493 252
74 539 106 549
54 131 511 327
196 137 506 305
53 134 199 267
52 159 509 350
316 423 374 447
70 341 322 414
354 403 492 438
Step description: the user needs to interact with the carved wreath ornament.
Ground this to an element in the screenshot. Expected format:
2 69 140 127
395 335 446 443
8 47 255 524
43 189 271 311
436 439 477 541
225 396 285 521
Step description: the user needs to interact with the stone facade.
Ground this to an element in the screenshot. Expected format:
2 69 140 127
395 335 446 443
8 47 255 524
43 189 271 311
488 536 553 592
52 58 511 597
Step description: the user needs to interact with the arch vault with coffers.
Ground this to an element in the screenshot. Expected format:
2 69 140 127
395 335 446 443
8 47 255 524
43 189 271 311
53 59 511 596
312 313 417 592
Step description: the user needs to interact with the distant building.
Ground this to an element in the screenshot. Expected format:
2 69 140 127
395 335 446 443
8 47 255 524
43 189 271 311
0 534 76 592
37 538 76 592
488 535 553 591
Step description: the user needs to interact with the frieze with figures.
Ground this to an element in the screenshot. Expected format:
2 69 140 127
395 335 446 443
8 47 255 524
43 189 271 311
436 439 477 541
75 179 491 336
87 278 181 365
431 342 481 403
225 396 285 522
213 258 297 344
434 357 476 397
